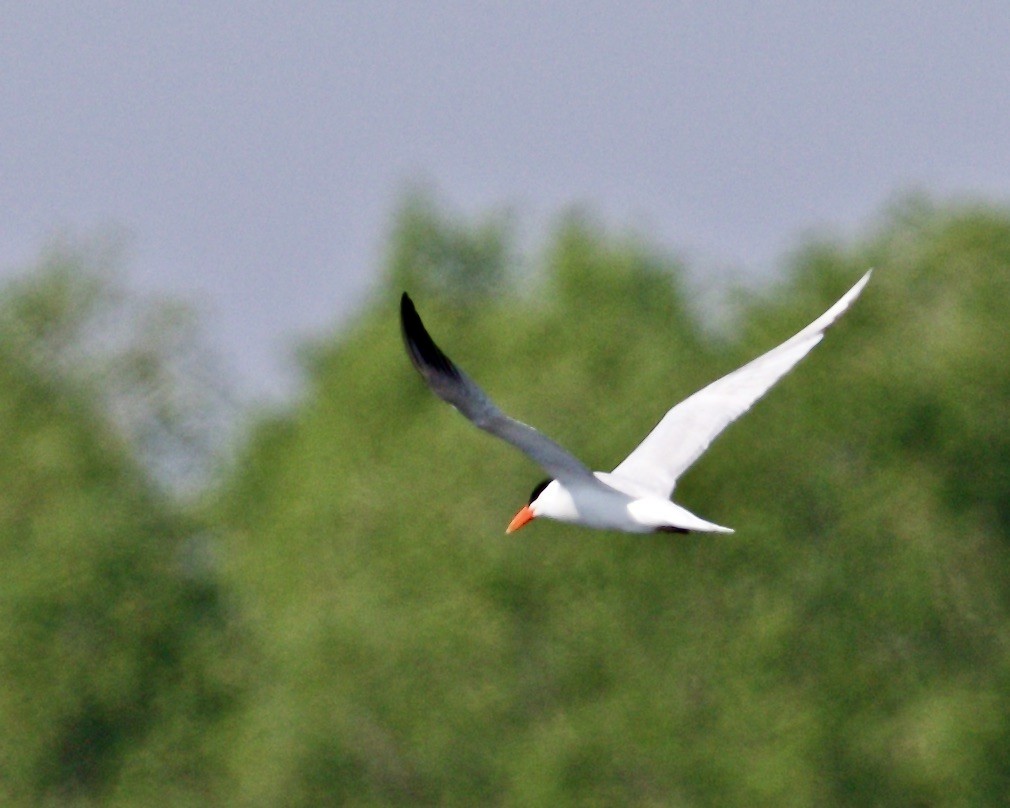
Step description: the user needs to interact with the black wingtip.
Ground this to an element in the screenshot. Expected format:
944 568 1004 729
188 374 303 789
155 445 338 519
399 292 460 379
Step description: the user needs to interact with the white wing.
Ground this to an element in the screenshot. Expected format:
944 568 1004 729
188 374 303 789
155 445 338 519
611 270 872 497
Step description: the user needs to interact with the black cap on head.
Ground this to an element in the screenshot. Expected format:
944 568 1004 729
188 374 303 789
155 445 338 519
528 478 552 504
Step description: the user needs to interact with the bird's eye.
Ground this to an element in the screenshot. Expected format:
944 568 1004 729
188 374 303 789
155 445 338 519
528 478 552 504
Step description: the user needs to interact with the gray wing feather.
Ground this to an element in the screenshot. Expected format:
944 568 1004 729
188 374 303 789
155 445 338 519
400 293 594 483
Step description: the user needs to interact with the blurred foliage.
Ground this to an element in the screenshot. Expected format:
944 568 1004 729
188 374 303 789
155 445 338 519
0 240 236 494
216 196 1010 806
387 189 515 302
4 195 1010 805
0 247 244 806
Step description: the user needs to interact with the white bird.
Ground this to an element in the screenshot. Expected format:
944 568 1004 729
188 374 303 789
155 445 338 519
400 270 871 535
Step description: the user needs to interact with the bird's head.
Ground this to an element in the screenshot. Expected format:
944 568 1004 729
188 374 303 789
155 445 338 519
506 478 555 533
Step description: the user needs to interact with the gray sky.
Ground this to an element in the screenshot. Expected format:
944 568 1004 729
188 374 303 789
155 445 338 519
3 3 1008 399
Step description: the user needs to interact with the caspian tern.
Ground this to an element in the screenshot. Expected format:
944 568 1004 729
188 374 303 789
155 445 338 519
401 270 871 534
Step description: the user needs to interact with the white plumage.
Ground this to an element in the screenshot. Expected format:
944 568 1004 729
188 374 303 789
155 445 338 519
401 270 871 534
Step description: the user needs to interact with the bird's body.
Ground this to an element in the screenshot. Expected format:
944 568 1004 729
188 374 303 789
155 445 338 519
400 270 871 535
531 474 732 534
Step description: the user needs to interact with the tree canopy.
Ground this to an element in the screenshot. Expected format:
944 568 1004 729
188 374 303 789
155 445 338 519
2 197 1009 805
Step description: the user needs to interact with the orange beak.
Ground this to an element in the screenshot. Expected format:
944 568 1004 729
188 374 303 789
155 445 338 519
506 505 535 534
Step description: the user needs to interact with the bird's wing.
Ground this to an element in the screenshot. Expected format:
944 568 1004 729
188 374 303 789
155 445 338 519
400 293 595 484
611 270 872 497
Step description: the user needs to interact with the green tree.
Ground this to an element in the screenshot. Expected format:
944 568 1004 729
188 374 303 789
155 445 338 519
387 189 514 302
218 197 1010 806
0 249 243 806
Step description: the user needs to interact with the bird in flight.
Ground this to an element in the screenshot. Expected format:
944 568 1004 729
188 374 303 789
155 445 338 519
400 270 871 534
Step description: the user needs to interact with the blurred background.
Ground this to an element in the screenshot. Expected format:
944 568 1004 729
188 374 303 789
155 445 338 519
2 4 1009 806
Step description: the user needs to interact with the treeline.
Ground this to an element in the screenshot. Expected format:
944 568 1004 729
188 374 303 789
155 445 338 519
1 198 1008 806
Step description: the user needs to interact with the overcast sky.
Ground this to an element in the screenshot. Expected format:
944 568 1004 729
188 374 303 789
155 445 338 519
3 3 1008 399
